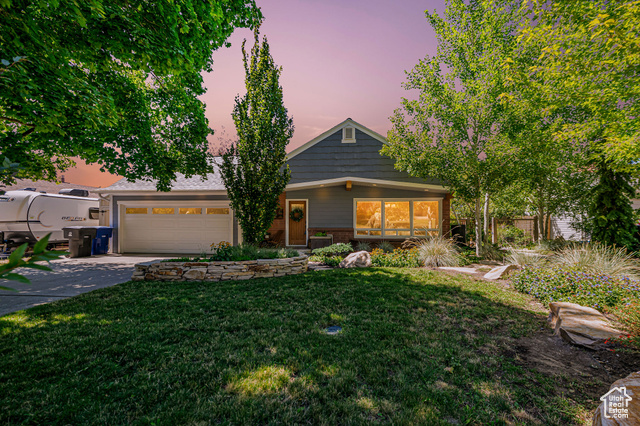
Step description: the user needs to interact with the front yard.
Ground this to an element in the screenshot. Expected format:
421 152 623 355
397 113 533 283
1 268 636 424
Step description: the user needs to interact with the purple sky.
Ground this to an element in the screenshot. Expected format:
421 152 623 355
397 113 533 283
67 0 446 186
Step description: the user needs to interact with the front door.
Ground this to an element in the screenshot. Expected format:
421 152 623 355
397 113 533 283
288 200 307 246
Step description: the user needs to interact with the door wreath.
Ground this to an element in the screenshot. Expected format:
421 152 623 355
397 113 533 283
290 207 304 222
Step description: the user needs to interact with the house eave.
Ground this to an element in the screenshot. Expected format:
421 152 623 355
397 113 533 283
285 177 448 193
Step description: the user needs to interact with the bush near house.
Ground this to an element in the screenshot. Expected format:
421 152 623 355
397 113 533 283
309 243 354 266
370 248 422 268
168 243 299 263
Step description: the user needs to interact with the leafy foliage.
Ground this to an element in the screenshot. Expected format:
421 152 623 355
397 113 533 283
514 1 640 174
220 28 293 244
311 243 353 257
0 234 67 291
370 248 421 268
167 243 298 263
512 266 640 312
587 163 638 251
382 0 524 256
0 1 261 190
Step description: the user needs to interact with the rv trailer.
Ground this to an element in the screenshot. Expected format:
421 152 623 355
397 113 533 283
0 190 99 248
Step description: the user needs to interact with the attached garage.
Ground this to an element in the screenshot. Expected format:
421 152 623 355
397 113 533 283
119 201 234 254
99 170 239 254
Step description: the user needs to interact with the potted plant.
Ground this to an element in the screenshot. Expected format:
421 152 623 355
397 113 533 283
309 231 333 249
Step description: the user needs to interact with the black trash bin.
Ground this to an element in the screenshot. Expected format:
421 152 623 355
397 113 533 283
63 226 98 258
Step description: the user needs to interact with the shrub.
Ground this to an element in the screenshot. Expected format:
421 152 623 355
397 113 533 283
612 300 640 349
414 236 462 267
499 225 530 247
309 254 343 267
504 248 548 268
377 241 395 253
481 243 504 261
370 248 422 268
356 241 372 252
311 243 353 257
512 266 640 311
552 242 640 280
168 243 299 262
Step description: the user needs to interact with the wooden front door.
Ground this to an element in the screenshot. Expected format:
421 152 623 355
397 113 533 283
288 200 307 246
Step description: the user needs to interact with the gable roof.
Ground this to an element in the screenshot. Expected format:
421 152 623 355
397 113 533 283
287 118 387 160
99 160 226 193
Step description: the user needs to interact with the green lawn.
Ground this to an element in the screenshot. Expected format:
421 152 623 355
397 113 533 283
0 269 600 424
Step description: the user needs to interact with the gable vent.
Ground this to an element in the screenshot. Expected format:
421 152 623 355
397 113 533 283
342 126 355 143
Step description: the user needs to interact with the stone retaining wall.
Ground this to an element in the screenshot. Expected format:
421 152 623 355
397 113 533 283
132 256 308 282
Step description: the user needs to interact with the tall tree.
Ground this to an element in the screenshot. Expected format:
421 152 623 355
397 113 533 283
0 0 261 190
382 0 522 256
516 0 640 175
220 28 294 245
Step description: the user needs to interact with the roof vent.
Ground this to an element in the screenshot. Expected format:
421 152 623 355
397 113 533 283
342 126 355 143
22 188 36 191
59 188 89 197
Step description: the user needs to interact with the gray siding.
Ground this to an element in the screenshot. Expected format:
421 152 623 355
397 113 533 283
288 185 445 228
287 129 444 186
111 194 236 251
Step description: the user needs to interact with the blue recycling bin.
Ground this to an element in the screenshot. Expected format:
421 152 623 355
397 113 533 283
91 226 113 255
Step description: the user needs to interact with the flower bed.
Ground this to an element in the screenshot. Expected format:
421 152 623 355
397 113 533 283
512 266 640 311
132 255 308 282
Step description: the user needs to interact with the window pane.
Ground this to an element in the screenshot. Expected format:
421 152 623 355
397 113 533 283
385 230 398 236
207 208 229 215
356 230 369 236
414 229 426 236
370 230 381 236
152 208 175 214
356 201 381 229
428 230 440 237
398 230 410 236
384 202 410 229
413 201 439 229
179 208 202 215
126 208 147 214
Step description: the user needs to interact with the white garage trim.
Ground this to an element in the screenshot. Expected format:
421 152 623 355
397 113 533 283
117 200 234 254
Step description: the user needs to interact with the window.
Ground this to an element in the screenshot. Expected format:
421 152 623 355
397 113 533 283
152 208 175 214
207 208 229 215
125 207 147 214
342 126 355 143
179 208 202 215
354 199 441 238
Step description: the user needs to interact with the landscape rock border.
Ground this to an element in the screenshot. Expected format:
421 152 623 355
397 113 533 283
132 256 308 282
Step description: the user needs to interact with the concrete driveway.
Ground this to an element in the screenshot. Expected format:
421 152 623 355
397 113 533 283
0 254 170 317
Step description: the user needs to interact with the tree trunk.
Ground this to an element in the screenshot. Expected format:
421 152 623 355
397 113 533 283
483 192 490 245
537 204 545 242
475 197 482 257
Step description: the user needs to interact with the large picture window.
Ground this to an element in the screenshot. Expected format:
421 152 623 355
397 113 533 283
354 199 440 238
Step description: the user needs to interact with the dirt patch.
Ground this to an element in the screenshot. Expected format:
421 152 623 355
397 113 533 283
502 329 640 401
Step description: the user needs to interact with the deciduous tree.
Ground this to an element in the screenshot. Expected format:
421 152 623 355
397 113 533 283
220 28 294 245
382 0 522 256
0 0 261 190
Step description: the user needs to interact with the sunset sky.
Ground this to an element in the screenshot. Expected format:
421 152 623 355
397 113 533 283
63 0 446 187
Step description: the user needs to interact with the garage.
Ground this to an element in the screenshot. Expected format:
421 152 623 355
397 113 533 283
119 201 234 254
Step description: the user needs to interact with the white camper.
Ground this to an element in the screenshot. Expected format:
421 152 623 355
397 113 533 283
0 190 99 247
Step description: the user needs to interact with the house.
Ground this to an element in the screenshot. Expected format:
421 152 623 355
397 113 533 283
99 118 451 254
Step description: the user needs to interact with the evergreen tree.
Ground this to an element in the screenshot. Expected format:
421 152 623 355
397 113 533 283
588 162 637 251
220 28 294 245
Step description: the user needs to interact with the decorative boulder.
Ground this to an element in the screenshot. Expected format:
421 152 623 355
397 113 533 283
592 371 640 425
548 302 624 349
339 251 372 268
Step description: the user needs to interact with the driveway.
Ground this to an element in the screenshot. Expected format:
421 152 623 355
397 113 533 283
0 254 170 317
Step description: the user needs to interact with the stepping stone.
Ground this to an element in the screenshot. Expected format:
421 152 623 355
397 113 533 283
483 264 518 280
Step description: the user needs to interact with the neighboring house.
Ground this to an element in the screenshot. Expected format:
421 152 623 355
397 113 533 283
99 118 451 254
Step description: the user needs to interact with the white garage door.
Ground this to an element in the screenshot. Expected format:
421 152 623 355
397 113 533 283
120 203 234 254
